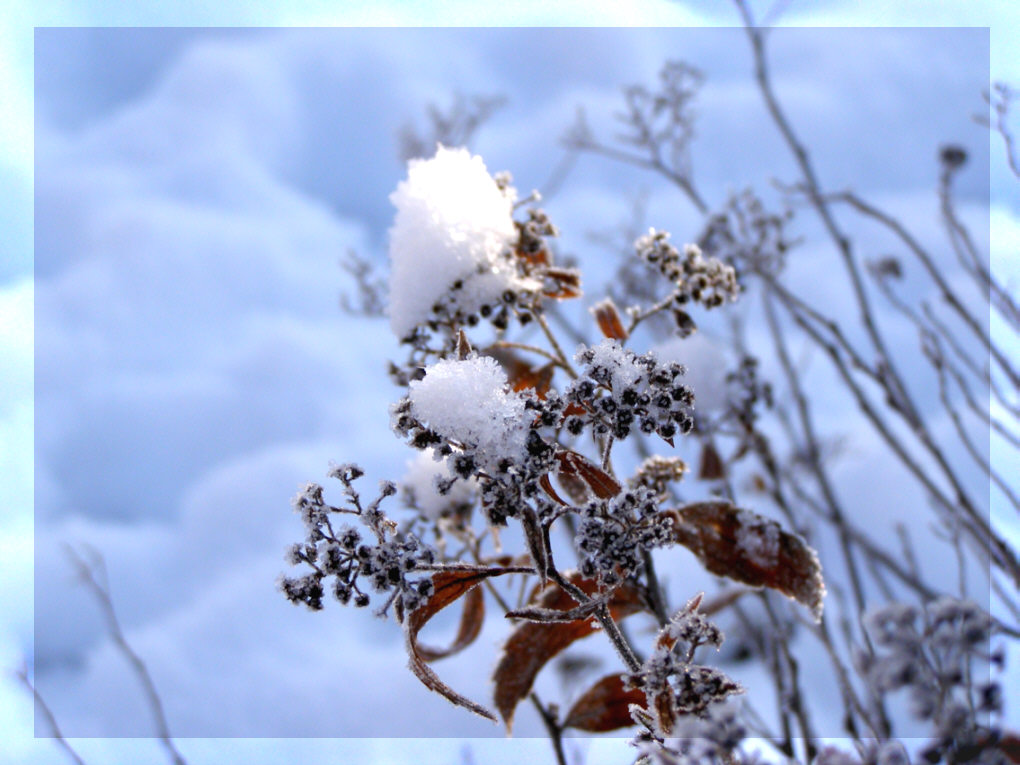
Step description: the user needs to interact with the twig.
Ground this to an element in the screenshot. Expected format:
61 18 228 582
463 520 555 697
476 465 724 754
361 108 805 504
16 665 88 765
530 692 568 765
65 546 187 765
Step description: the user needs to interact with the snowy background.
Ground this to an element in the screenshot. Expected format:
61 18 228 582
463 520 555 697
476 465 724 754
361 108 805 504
2 2 1019 763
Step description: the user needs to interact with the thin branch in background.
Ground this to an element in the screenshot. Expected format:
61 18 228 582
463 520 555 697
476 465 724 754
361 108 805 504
339 249 386 318
16 664 88 765
398 92 506 162
65 545 187 765
564 63 710 214
978 82 1020 177
530 692 568 765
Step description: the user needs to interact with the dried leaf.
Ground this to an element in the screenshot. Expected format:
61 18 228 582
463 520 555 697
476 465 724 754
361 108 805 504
666 502 825 620
562 673 645 732
521 506 549 584
506 598 604 623
487 350 554 397
541 267 583 299
698 441 725 481
539 473 568 505
406 567 518 721
415 584 485 662
492 573 644 731
557 450 622 499
456 329 472 359
650 683 679 736
512 363 555 397
591 298 629 341
563 402 587 418
517 244 550 267
557 470 592 505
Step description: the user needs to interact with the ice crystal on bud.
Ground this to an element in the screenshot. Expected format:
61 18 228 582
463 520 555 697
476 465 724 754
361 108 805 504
387 145 538 338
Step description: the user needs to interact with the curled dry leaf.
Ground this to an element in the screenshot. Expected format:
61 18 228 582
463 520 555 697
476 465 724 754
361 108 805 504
562 673 646 733
415 584 484 662
405 566 521 721
698 440 726 481
487 349 554 397
556 449 622 499
666 502 825 620
521 506 550 584
540 267 582 299
492 572 644 731
505 597 604 624
591 297 629 341
539 473 568 506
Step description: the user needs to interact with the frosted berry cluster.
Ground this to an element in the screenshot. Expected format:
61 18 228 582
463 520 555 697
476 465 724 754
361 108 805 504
565 339 695 443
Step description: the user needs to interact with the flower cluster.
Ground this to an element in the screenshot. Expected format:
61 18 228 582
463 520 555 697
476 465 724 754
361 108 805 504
279 464 438 615
628 596 743 739
635 229 740 311
391 355 563 526
646 702 749 765
565 340 695 443
575 487 673 586
860 598 1005 764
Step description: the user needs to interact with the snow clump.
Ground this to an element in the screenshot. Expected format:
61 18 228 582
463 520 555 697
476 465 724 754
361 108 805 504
387 145 533 338
407 355 529 468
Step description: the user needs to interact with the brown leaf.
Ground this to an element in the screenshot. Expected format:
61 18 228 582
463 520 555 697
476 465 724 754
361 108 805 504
521 506 549 584
540 267 583 299
591 298 628 341
539 473 567 506
456 329 472 360
650 683 679 736
512 363 555 397
487 350 554 398
562 673 645 732
406 567 518 721
506 598 604 623
492 573 644 731
666 502 825 620
556 470 591 505
698 441 725 481
556 450 622 499
516 244 550 267
563 402 587 418
415 584 485 662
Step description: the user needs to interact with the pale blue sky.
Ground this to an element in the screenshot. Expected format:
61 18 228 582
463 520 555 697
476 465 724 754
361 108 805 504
2 2 1018 763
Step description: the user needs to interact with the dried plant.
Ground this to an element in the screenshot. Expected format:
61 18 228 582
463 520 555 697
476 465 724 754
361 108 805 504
283 11 1017 765
281 142 830 762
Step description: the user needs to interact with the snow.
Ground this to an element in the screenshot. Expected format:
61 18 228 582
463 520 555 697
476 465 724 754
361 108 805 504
387 145 532 338
400 447 478 521
576 338 646 391
734 509 780 568
407 355 528 468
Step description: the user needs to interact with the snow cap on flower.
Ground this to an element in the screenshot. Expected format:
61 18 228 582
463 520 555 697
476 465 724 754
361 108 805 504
407 355 528 469
387 145 531 338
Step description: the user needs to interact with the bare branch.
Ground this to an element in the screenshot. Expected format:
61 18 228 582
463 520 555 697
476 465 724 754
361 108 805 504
65 546 187 765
